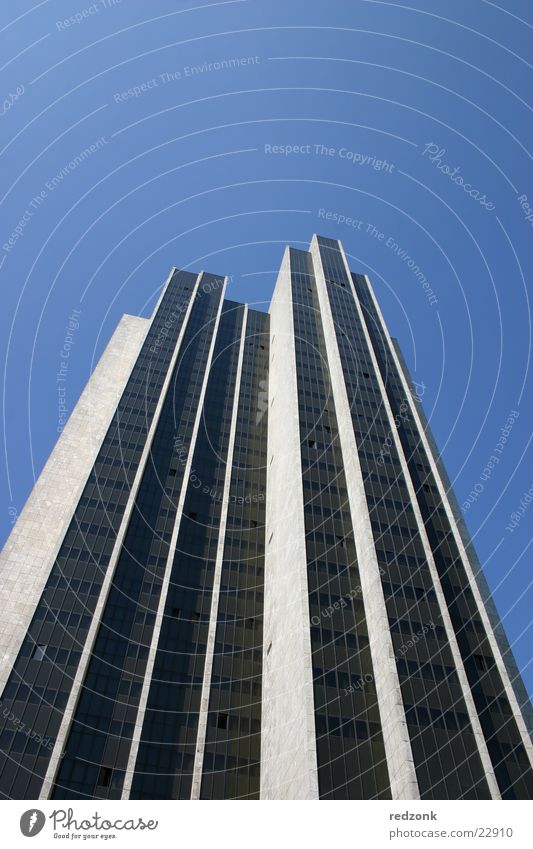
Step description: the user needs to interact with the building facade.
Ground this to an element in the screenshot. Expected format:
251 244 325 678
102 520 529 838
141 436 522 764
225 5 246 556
0 236 531 800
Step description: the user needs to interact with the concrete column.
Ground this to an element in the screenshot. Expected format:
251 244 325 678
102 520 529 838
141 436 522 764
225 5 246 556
260 248 319 800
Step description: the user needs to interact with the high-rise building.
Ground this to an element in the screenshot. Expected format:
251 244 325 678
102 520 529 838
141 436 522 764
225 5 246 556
0 236 531 801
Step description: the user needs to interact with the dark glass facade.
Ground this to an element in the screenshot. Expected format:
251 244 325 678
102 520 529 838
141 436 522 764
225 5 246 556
127 298 245 800
200 308 269 800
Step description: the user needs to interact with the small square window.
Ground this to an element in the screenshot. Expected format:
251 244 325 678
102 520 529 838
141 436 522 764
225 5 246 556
217 713 229 730
97 766 112 788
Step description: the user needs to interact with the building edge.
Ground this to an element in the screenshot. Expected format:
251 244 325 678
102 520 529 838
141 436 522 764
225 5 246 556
391 338 533 742
43 269 202 799
0 313 149 699
309 235 420 799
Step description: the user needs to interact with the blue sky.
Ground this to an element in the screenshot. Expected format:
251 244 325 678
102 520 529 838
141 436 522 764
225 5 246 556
1 0 532 695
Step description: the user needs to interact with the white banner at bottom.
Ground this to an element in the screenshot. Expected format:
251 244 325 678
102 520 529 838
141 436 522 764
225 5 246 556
3 799 532 848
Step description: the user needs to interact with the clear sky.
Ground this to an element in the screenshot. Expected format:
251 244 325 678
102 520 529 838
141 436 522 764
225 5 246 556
1 0 532 696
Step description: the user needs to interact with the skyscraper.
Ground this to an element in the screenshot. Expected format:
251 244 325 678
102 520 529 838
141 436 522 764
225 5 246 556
0 236 531 801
